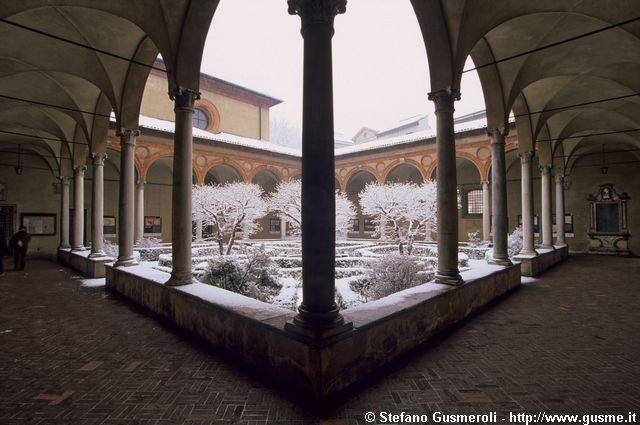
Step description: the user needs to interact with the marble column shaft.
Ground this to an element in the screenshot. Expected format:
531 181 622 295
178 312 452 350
115 129 138 266
89 153 107 258
482 181 491 242
540 164 554 248
488 129 511 265
518 152 537 256
167 88 198 285
428 89 463 285
135 180 145 243
59 176 71 249
287 0 349 333
555 174 566 245
72 165 86 250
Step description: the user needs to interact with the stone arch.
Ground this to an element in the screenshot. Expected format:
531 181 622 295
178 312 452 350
383 161 425 184
204 162 244 185
251 168 280 195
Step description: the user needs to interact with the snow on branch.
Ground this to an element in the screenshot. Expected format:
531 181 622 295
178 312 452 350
359 181 437 255
192 182 267 255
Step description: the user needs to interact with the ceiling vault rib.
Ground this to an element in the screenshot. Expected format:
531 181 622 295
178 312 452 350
514 92 640 117
463 15 640 73
0 17 166 73
536 128 640 144
0 129 90 147
0 93 112 118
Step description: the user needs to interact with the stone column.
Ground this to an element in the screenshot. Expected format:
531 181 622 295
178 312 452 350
167 88 199 286
59 176 71 249
89 153 107 258
114 129 139 267
134 180 145 244
280 217 287 240
428 89 463 285
517 152 537 256
488 128 511 265
72 165 86 251
540 164 554 249
481 181 491 242
285 0 352 338
555 174 566 245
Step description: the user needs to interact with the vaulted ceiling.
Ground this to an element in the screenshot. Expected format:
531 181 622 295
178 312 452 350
410 0 640 175
0 0 219 177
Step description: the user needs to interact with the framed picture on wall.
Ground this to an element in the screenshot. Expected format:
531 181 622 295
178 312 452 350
104 216 116 236
20 213 56 236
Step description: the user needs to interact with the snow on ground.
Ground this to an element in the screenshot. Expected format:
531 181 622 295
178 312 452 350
80 278 106 288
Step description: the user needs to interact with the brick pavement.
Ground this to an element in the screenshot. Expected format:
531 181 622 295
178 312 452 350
0 256 639 424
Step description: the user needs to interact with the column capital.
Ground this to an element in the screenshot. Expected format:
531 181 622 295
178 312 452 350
481 180 490 187
555 174 564 184
91 152 108 166
487 127 509 142
169 86 200 108
59 175 71 185
117 127 140 146
539 164 553 175
288 0 346 31
428 88 460 113
136 180 146 187
73 165 87 175
518 151 534 164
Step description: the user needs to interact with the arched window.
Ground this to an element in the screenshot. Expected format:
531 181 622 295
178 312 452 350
193 108 210 130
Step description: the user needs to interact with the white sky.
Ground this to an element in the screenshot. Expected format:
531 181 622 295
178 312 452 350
202 0 486 140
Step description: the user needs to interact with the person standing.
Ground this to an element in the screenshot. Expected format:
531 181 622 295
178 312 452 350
0 228 10 275
10 226 31 271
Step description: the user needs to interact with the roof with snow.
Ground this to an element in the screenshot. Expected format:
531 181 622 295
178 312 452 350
113 111 509 160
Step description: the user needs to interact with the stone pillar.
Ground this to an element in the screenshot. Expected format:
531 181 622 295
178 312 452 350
59 176 71 249
428 89 463 285
114 129 139 267
488 129 512 265
540 164 554 248
72 165 86 251
167 88 199 286
481 181 491 242
134 180 145 244
280 217 287 240
285 0 352 338
555 174 566 245
517 152 537 256
89 153 107 258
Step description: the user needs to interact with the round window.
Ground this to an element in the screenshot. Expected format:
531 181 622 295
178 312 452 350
192 107 210 130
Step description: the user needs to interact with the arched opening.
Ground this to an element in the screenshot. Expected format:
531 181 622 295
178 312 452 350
456 157 483 241
346 170 377 239
205 163 243 185
384 163 423 184
251 169 281 239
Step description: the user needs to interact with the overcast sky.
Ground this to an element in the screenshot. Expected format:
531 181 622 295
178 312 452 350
202 0 485 140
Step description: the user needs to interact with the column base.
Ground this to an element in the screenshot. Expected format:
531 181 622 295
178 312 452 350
71 246 86 252
166 270 194 287
435 272 464 286
488 257 513 266
88 251 108 259
539 244 556 250
58 244 71 250
514 250 538 259
284 318 353 345
114 256 138 267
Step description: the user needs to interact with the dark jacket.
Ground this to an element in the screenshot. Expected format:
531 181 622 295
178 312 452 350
10 230 30 251
0 229 10 255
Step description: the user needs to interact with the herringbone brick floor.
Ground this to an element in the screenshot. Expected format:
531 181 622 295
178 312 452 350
0 255 638 424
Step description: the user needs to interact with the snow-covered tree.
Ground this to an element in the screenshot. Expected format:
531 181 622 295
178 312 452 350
267 180 356 237
336 190 357 240
192 182 267 255
359 181 437 255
